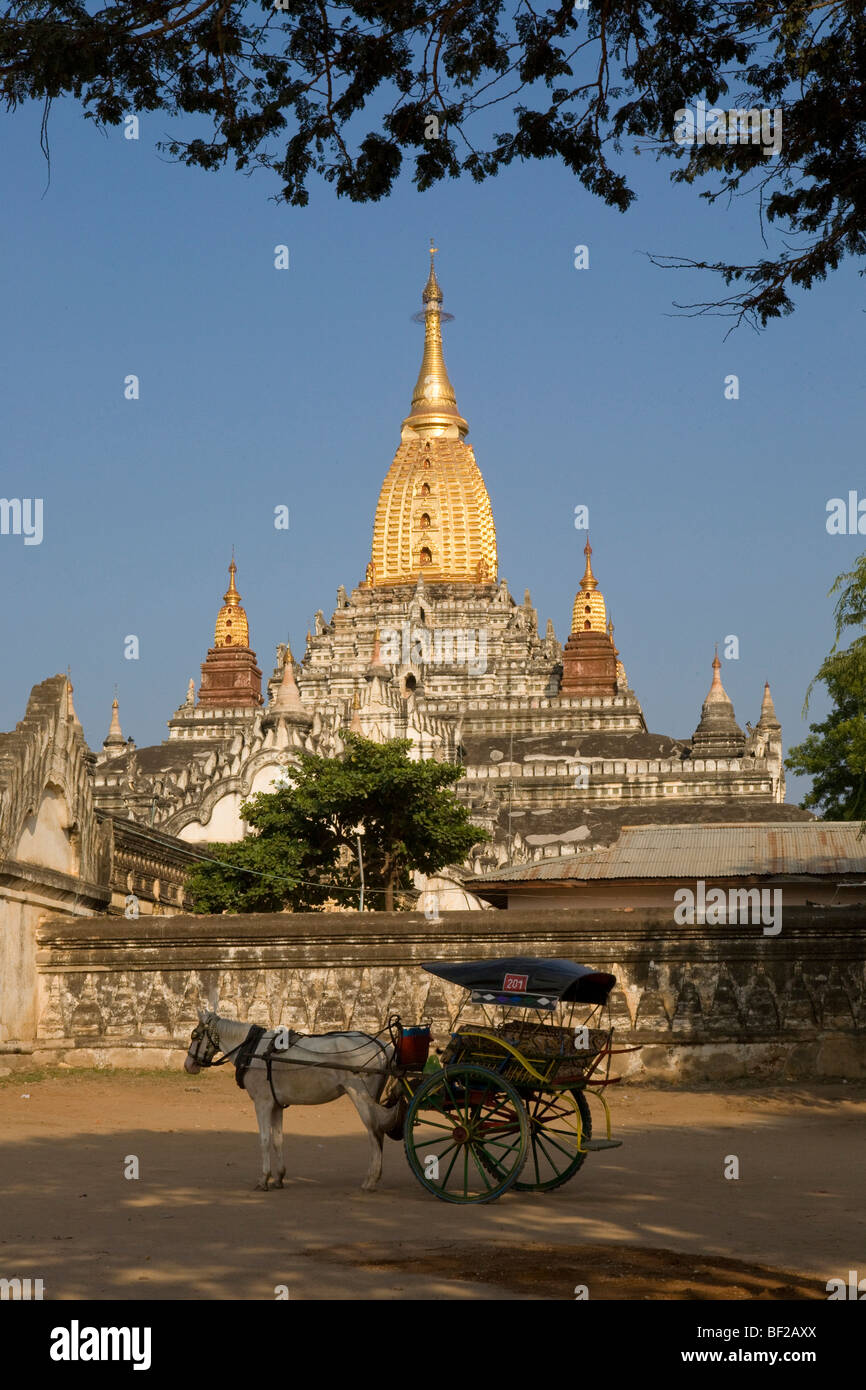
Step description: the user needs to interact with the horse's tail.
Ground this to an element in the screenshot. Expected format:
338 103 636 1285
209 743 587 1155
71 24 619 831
382 1090 408 1141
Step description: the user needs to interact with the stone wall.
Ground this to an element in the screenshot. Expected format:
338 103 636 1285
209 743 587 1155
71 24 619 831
0 679 218 1047
0 677 112 1044
8 906 864 1082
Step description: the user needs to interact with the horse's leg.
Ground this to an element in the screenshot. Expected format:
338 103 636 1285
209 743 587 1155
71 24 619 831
344 1085 386 1192
270 1105 286 1188
253 1093 274 1190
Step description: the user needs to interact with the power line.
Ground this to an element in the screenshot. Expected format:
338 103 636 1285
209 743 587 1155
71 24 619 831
184 845 585 904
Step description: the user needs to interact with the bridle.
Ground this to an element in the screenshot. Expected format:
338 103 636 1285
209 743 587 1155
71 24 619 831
187 1015 247 1069
188 1015 285 1103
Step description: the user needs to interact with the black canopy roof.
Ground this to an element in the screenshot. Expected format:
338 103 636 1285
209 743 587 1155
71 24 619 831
422 957 616 1006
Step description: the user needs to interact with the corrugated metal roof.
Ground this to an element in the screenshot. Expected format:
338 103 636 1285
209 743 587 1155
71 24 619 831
470 822 866 883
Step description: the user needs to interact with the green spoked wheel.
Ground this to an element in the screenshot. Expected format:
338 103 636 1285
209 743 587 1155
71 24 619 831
513 1087 593 1192
404 1064 529 1203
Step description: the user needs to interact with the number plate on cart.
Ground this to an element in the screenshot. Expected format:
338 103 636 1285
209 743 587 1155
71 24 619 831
503 972 529 992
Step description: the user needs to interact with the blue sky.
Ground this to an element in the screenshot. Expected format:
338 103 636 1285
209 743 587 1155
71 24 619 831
2 94 863 806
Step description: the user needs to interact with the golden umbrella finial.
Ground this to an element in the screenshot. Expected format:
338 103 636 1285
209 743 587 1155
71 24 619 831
223 555 241 607
579 535 598 592
406 242 466 435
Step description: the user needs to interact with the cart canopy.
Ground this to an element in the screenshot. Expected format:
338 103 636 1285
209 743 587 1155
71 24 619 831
422 957 616 1008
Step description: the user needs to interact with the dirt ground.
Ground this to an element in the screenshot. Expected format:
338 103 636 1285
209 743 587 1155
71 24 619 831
0 1069 863 1301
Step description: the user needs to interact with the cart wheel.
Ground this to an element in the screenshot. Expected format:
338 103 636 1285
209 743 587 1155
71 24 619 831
404 1064 529 1204
513 1087 593 1192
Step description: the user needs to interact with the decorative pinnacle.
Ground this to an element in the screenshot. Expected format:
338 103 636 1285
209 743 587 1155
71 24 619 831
405 245 468 437
423 240 442 303
66 675 82 730
579 537 598 592
104 693 126 749
270 641 306 716
704 647 731 705
759 680 781 727
223 558 241 607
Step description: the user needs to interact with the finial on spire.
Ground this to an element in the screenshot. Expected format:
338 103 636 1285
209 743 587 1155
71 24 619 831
405 245 467 438
269 642 307 718
758 679 781 728
704 647 730 705
224 556 240 606
103 692 126 750
66 674 82 731
692 647 745 752
424 239 441 301
579 535 598 592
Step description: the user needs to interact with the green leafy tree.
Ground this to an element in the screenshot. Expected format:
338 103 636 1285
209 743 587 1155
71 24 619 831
786 554 866 818
185 732 489 912
3 1 865 325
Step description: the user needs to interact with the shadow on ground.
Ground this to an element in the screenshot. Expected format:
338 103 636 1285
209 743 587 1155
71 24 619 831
0 1073 861 1300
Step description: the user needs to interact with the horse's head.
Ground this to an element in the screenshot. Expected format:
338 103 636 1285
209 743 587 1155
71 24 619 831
184 1009 220 1073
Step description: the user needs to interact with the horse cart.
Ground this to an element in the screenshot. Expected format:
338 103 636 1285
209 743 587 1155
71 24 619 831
185 955 626 1200
386 956 625 1204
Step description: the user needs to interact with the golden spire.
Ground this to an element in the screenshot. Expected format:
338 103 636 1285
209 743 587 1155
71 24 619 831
571 536 608 634
370 248 497 587
579 538 598 592
224 559 240 606
404 242 468 439
214 557 250 648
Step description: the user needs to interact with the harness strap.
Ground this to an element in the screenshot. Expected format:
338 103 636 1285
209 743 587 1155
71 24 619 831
261 1030 392 1108
234 1024 267 1090
263 1031 301 1109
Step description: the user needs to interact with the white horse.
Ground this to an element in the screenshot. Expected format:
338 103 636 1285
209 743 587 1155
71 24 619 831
184 1010 403 1192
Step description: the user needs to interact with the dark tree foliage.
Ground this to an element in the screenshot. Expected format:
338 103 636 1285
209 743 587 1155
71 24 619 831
184 732 489 912
786 554 866 819
2 1 865 325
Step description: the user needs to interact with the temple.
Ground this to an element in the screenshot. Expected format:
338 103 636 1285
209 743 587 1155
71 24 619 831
2 249 804 924
84 248 797 870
